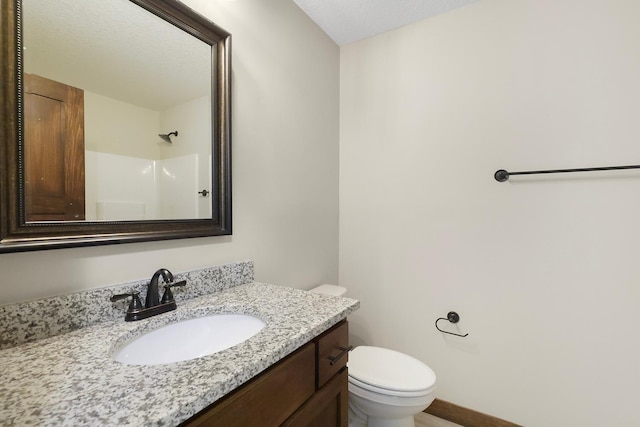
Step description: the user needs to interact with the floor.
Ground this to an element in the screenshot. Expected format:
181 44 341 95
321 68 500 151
415 412 464 427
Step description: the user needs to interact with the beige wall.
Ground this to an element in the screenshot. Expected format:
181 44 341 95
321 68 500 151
0 0 340 303
340 0 640 426
85 91 161 159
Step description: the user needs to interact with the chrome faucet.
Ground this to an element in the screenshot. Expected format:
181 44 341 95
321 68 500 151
110 268 186 321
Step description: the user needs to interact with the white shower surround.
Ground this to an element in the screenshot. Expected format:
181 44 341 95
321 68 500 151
85 151 198 220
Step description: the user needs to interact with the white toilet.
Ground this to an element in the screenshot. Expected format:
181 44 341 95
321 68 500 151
309 285 437 427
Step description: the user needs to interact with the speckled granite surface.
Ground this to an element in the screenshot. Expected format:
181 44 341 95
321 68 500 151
0 261 254 350
0 281 359 426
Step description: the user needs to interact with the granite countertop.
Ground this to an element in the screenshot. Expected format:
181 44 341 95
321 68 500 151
0 282 359 427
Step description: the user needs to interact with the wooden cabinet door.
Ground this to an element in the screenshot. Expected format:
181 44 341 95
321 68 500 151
181 321 350 427
281 368 349 427
283 321 350 427
182 343 315 427
24 74 85 221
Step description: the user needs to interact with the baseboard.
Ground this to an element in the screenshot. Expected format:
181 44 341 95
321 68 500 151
424 399 522 427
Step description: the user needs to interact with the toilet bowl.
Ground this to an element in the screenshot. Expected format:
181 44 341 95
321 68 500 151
308 285 437 427
348 346 436 427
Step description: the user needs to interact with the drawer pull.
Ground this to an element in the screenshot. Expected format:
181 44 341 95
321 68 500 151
327 345 353 365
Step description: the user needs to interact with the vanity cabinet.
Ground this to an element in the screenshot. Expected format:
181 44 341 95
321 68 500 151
182 320 349 427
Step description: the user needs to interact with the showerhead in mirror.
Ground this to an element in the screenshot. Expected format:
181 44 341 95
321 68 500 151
158 131 178 143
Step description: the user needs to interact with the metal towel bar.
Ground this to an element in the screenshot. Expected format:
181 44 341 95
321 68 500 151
494 164 640 182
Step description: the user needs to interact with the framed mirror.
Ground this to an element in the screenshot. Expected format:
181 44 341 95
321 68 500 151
0 0 232 253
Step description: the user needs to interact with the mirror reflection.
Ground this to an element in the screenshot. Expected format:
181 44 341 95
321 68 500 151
22 0 213 222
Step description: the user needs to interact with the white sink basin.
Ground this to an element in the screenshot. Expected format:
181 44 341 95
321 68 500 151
113 314 266 365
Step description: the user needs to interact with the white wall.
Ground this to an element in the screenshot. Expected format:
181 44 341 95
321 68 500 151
0 0 339 303
340 1 640 426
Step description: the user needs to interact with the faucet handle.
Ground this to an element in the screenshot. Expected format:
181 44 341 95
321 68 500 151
161 280 187 304
110 291 144 312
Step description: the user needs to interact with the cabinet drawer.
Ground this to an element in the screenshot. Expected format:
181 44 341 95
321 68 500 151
182 342 315 427
315 321 350 388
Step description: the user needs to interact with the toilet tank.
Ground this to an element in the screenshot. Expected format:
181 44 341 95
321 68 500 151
308 284 347 297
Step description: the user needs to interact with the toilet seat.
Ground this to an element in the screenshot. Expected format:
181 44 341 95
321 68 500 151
348 346 436 396
349 375 435 398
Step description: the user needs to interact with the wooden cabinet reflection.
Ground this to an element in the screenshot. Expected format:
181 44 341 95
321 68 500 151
24 74 85 221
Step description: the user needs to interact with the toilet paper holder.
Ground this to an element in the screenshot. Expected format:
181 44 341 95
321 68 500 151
435 311 469 338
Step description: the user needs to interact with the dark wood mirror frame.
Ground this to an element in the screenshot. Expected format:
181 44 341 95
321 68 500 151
0 0 231 253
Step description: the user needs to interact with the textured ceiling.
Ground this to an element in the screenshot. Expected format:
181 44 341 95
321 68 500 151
293 0 479 46
23 0 480 110
23 0 211 111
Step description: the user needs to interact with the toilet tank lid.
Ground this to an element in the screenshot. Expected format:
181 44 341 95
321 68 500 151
348 346 436 392
308 284 347 296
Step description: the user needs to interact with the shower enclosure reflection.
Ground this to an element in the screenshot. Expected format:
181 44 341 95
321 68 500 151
23 0 212 221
